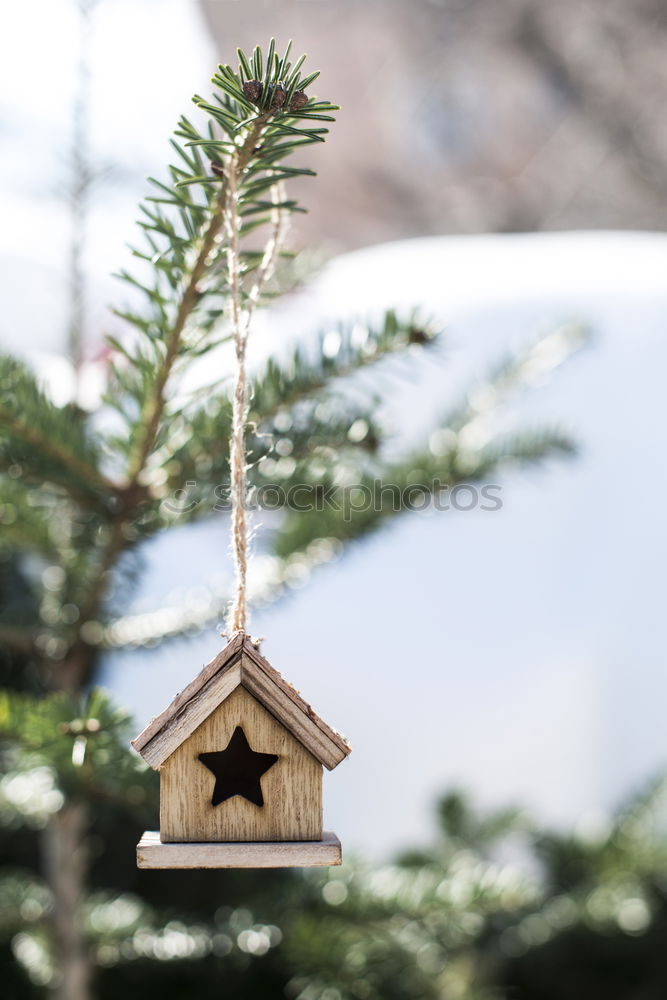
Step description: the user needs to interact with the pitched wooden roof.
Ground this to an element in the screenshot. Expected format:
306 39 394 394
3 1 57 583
132 633 351 771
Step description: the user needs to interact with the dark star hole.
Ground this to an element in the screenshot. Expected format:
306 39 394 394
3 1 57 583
198 725 279 807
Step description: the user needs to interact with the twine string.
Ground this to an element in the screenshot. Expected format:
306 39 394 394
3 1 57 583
225 162 286 635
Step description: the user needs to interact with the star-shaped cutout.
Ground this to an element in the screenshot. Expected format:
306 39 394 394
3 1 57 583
198 726 279 807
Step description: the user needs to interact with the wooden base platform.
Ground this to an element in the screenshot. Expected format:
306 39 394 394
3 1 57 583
136 830 342 869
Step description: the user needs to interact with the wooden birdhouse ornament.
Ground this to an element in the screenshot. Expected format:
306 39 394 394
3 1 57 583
133 632 351 869
131 77 352 867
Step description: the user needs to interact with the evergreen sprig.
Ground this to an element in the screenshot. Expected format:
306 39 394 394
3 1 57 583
96 325 584 649
0 688 149 803
248 309 438 417
154 311 436 503
0 356 111 510
110 39 337 482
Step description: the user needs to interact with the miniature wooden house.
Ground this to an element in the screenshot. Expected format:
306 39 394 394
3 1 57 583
132 632 351 869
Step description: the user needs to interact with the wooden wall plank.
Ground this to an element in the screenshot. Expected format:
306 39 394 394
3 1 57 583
160 686 323 842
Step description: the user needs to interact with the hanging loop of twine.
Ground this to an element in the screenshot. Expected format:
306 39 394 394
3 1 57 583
226 160 249 634
225 157 286 636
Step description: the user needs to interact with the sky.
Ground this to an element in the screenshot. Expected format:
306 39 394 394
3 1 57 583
2 2 667 859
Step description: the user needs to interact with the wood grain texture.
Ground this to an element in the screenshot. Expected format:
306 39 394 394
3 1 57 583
132 634 351 771
137 830 341 869
160 686 323 843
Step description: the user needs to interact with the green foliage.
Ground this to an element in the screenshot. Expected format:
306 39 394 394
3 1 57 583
109 39 337 474
278 783 667 1000
271 326 582 561
249 309 438 415
158 311 436 509
0 689 151 808
3 722 666 1000
0 40 584 658
0 356 109 511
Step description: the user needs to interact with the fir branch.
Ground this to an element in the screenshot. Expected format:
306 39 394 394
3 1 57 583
90 121 273 627
125 118 268 485
0 478 60 558
270 425 575 560
98 537 340 649
0 689 150 804
78 42 337 636
157 311 437 493
248 310 439 419
97 423 572 650
0 356 113 509
270 327 587 559
112 41 337 484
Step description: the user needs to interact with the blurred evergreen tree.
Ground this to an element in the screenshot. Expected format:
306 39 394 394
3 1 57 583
0 38 586 1000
